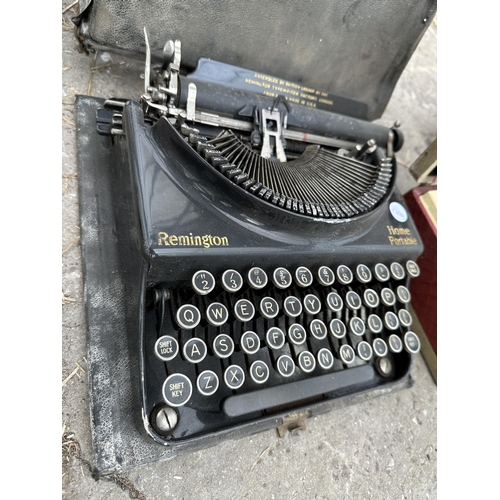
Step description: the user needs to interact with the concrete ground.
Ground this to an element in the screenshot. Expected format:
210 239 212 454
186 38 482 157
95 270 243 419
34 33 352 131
62 4 437 499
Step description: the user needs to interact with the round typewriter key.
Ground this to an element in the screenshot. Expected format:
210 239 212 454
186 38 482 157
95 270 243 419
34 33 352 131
404 331 421 354
298 351 316 373
197 370 219 396
339 344 355 365
221 269 243 293
329 318 347 339
373 338 388 357
317 348 335 369
234 299 255 322
326 292 343 312
266 327 286 349
406 260 421 278
310 319 328 339
349 317 366 336
357 340 373 361
288 323 307 345
363 289 380 308
248 267 268 289
303 293 321 315
224 365 245 390
249 360 270 384
388 334 403 353
192 270 216 295
390 262 406 280
206 302 229 327
240 331 260 355
283 296 302 317
317 266 335 286
389 201 408 222
374 263 390 282
272 267 292 289
380 287 396 307
276 354 295 377
213 334 234 358
259 297 279 319
398 308 413 327
356 264 372 283
367 314 383 334
162 373 193 407
176 304 201 330
345 291 362 310
375 356 394 378
384 311 400 330
183 338 207 363
154 335 179 362
295 266 313 287
336 265 353 285
396 285 411 304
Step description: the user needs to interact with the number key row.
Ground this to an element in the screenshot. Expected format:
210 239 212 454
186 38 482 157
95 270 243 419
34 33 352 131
191 261 420 295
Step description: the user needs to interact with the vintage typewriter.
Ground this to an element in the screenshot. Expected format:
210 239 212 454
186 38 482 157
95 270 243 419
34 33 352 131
86 29 424 448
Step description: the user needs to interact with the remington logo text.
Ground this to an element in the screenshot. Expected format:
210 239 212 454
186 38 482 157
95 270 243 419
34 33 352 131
157 232 229 249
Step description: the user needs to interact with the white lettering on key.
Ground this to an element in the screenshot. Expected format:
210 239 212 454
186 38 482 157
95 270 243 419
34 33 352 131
184 310 195 322
191 344 201 357
211 307 224 319
219 338 228 352
280 359 290 373
308 298 317 310
203 376 213 389
230 370 239 382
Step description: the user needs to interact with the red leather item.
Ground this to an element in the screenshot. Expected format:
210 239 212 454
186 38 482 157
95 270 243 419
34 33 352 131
404 185 437 352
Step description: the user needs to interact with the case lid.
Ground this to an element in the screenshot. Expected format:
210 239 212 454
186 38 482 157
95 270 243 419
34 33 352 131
74 0 436 121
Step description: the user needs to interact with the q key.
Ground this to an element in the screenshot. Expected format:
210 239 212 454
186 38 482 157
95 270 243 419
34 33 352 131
175 304 201 330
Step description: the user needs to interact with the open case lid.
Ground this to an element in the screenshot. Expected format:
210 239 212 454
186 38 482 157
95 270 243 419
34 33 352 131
73 0 436 121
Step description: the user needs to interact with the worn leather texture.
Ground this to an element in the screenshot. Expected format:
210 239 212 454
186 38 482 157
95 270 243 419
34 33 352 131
75 0 436 120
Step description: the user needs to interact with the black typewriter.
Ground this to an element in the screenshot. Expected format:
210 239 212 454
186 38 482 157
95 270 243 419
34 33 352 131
86 29 424 448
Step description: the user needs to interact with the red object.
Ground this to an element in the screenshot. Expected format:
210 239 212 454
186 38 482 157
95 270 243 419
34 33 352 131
404 185 437 352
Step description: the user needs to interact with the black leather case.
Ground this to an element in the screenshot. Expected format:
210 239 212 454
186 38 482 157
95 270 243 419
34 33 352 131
73 0 436 120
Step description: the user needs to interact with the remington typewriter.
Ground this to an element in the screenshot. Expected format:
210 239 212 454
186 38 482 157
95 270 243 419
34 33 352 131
73 0 434 474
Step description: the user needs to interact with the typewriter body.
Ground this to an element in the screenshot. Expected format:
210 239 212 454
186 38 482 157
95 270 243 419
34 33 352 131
74 0 434 472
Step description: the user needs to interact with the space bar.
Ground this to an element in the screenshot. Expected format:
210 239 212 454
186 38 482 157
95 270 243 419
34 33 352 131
222 365 376 417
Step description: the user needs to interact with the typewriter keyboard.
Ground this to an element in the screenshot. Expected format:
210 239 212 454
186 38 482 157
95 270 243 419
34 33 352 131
149 261 421 427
